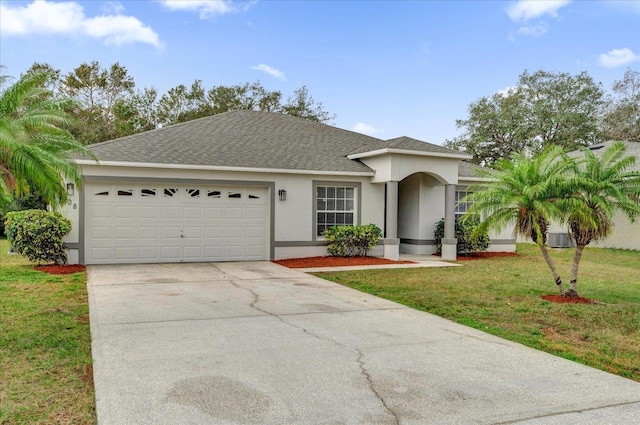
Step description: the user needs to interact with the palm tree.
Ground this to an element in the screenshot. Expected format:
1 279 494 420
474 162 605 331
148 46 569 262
0 69 92 209
562 142 640 297
464 146 573 294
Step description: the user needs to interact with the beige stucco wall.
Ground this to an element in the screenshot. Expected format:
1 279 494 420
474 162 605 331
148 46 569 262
71 164 386 262
398 174 515 254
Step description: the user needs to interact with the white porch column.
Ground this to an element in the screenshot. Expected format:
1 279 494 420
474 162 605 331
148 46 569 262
442 184 458 260
384 181 400 260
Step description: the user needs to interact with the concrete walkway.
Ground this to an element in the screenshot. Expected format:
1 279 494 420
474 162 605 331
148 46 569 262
88 262 640 425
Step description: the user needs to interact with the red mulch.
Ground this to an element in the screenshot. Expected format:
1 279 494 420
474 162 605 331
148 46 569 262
441 252 522 261
541 294 598 305
274 256 415 268
34 264 86 274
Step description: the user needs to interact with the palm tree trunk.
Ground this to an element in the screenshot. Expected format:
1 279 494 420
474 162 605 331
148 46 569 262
538 244 564 294
565 244 584 298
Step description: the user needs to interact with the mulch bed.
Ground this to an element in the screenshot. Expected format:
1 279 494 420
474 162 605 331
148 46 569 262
34 264 87 275
448 252 522 261
541 294 599 305
274 256 415 268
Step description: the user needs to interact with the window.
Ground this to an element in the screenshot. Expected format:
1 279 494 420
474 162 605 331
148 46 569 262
186 189 200 198
228 192 242 199
207 190 221 198
117 189 133 197
316 185 355 236
455 189 473 219
164 188 178 197
141 189 156 197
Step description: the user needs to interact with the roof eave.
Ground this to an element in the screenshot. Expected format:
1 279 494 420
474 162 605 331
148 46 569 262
74 159 376 177
347 148 472 160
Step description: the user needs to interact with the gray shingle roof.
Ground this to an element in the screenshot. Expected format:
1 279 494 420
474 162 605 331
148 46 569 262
347 136 466 157
458 161 485 178
575 140 640 171
86 110 391 173
84 110 471 175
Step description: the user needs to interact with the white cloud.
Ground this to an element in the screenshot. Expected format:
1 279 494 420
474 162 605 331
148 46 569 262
497 86 518 97
506 0 571 22
101 1 125 15
598 48 640 68
0 0 161 47
515 24 547 37
159 0 235 18
252 64 286 81
353 123 378 136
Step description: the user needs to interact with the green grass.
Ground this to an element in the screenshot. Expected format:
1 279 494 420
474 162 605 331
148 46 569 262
0 239 95 424
315 243 640 381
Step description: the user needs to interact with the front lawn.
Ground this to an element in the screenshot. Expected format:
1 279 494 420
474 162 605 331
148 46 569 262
315 243 640 381
0 239 95 424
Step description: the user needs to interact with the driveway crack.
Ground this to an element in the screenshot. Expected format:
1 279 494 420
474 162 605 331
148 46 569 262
225 277 400 424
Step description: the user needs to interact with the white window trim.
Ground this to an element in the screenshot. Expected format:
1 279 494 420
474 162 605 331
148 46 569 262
312 181 361 241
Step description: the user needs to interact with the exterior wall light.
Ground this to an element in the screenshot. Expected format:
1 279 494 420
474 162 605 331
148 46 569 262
278 189 287 201
66 182 75 196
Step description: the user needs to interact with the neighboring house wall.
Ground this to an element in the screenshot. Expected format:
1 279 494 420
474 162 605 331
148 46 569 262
591 212 640 251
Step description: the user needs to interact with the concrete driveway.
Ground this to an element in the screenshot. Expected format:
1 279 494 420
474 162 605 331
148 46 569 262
88 262 640 425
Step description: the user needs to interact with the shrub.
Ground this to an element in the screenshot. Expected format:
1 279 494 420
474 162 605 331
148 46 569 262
1 193 48 238
434 218 490 255
5 209 71 265
323 224 382 257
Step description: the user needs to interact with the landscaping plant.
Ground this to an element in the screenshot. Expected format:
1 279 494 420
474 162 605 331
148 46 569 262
5 209 71 264
434 217 489 255
323 224 382 257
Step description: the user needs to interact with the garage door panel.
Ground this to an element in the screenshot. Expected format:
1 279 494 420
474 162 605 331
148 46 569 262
225 246 244 258
226 207 243 219
246 226 263 238
91 247 112 261
183 207 202 219
162 207 180 219
139 206 159 219
226 226 243 238
183 226 203 238
205 226 223 238
91 205 112 219
115 206 136 218
205 208 223 219
91 226 112 239
161 227 181 238
114 227 136 239
115 247 135 259
161 246 181 260
246 207 264 219
183 246 203 259
139 227 159 238
204 246 223 259
86 184 269 264
138 246 159 259
246 246 264 257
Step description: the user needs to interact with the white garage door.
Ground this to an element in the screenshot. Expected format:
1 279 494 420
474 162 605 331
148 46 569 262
85 183 269 264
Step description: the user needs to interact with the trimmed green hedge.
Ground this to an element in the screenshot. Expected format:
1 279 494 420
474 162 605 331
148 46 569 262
5 209 71 265
323 224 382 257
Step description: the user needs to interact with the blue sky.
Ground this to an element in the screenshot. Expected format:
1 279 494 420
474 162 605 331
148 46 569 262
1 0 639 145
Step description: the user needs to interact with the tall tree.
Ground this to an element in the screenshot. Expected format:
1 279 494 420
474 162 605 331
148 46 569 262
562 142 640 297
0 70 93 209
446 70 604 165
601 69 640 142
464 146 573 294
60 61 135 144
282 85 336 123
